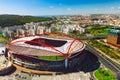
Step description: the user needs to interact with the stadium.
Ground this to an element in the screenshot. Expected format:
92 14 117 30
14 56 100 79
5 32 86 73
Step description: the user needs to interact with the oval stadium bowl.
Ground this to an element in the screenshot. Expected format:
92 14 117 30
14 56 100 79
6 32 86 73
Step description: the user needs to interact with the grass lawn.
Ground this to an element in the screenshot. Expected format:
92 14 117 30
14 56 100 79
94 68 116 80
86 25 109 36
90 40 120 59
0 34 3 37
37 56 64 60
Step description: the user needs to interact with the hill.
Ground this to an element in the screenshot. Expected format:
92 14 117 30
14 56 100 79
0 15 53 27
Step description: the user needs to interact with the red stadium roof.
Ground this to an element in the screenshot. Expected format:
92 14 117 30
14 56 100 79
8 32 85 57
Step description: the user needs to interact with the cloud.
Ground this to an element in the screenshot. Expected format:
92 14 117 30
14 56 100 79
117 7 120 10
94 8 99 11
109 7 120 10
49 6 54 9
111 7 115 10
67 8 72 11
39 7 44 10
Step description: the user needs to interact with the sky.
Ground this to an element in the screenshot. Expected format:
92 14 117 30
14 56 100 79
0 0 120 16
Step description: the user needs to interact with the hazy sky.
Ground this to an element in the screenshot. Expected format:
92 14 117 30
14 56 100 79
0 0 120 16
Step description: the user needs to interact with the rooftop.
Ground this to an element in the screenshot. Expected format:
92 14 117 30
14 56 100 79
108 27 120 36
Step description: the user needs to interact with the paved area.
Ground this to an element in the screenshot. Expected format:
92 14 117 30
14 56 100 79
0 70 91 80
0 48 98 80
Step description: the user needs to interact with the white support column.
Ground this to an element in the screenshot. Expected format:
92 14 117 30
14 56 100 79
65 58 68 68
8 52 10 57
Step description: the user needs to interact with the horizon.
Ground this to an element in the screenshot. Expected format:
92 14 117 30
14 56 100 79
0 13 120 17
0 0 120 16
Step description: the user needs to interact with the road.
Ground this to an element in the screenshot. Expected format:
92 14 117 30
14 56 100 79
86 44 120 79
80 35 107 40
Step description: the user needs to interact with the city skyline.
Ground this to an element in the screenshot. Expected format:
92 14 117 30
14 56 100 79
0 0 120 16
